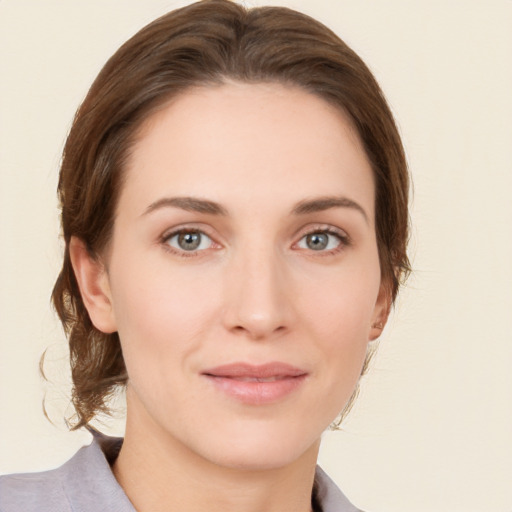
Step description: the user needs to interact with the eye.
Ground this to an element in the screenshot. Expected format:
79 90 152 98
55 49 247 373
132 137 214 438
164 229 214 253
296 229 348 252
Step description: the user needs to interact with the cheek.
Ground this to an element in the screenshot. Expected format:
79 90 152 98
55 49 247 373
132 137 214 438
108 256 220 366
295 260 381 337
309 293 375 414
294 260 380 382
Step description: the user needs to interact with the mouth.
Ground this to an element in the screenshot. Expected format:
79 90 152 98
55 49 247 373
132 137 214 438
201 363 308 404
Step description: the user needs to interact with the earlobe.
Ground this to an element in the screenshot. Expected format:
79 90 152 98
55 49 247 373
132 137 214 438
369 283 392 341
69 236 117 334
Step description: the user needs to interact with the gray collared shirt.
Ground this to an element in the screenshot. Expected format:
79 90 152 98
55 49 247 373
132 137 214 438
0 433 362 511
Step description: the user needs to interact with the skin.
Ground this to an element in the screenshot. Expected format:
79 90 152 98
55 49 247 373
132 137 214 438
71 82 389 512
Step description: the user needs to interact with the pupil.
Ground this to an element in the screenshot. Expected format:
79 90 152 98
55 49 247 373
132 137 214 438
307 233 328 250
178 232 201 250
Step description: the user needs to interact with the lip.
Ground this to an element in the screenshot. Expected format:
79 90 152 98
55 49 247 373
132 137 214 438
201 362 308 405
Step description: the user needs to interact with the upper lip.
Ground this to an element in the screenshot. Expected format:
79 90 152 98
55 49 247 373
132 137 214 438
202 362 307 379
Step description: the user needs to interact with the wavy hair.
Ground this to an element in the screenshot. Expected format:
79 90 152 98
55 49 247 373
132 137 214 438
51 0 410 429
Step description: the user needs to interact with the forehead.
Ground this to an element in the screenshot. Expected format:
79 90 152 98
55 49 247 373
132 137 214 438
121 81 375 221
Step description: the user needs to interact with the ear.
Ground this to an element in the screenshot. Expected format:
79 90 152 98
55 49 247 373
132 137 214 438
69 236 117 334
369 281 392 341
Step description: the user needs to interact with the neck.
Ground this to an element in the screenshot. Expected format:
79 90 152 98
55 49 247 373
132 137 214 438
113 398 319 512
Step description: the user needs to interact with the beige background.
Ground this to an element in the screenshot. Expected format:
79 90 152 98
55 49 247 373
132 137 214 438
1 1 511 511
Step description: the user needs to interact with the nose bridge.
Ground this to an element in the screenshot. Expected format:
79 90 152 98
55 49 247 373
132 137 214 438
222 237 291 340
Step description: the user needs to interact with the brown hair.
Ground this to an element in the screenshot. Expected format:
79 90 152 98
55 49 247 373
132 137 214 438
52 0 410 429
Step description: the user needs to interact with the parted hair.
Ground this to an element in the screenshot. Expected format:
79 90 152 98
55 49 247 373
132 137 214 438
51 0 410 429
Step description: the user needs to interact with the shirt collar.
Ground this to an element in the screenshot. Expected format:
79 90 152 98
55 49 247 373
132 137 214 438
61 431 361 512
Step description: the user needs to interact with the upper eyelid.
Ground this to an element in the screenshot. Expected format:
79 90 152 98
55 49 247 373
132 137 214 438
161 227 218 257
297 224 351 241
162 230 219 253
292 228 351 259
160 224 350 255
161 223 218 241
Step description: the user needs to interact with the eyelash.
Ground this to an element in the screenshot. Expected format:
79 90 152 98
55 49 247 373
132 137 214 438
160 225 351 258
295 227 351 256
161 228 217 258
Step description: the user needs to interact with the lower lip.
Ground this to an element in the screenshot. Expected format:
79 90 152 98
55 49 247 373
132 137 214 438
204 375 307 405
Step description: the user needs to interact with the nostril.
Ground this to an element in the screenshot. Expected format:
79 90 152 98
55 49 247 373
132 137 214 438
230 323 287 341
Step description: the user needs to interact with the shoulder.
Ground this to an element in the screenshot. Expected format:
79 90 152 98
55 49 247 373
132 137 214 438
315 466 365 512
0 461 72 512
0 433 134 512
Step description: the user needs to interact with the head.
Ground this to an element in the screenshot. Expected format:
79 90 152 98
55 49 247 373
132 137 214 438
52 0 409 434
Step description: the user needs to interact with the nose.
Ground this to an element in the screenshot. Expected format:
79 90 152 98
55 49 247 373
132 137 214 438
221 245 292 341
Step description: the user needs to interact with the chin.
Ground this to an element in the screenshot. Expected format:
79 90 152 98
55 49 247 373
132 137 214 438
206 445 314 472
190 421 322 472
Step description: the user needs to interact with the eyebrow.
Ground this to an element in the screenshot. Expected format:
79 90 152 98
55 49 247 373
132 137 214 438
291 196 368 223
143 196 229 216
143 195 368 223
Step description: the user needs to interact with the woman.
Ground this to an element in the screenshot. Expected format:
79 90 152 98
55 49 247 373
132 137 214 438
0 1 409 511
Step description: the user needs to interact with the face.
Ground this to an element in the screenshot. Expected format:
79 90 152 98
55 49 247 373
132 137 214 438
84 82 388 470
